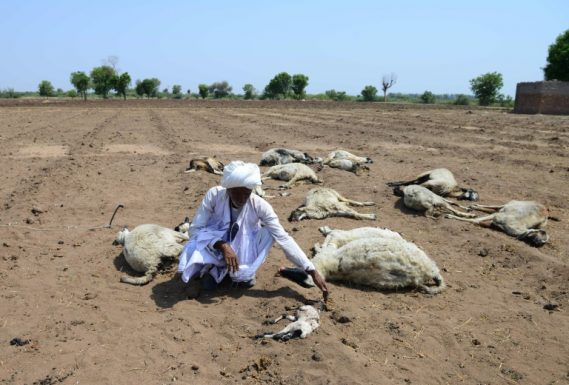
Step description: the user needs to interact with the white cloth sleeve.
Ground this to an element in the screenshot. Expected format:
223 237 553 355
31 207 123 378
256 199 315 271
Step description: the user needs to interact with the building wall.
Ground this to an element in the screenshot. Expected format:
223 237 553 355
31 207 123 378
514 81 569 115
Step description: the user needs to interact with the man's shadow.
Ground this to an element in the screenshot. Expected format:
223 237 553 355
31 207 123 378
150 275 312 309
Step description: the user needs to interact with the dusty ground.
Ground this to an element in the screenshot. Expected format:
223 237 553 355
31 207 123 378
1 99 568 385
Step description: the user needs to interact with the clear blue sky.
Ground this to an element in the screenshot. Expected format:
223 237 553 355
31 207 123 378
1 1 567 96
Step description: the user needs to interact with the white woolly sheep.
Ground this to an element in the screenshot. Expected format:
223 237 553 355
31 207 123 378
262 163 322 189
185 157 224 175
446 200 549 247
288 187 376 221
255 305 320 341
113 224 189 285
313 225 403 253
387 168 479 201
259 148 317 166
393 185 476 219
277 231 445 294
322 150 372 175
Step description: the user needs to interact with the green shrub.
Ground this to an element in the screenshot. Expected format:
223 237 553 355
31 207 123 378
454 94 470 106
420 91 436 104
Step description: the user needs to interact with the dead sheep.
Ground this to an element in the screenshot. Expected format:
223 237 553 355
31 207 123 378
288 187 376 221
387 168 479 201
313 225 403 253
393 185 476 219
259 148 317 166
277 228 445 294
446 200 550 247
322 150 372 175
185 157 224 175
255 305 320 341
113 224 189 285
262 163 322 189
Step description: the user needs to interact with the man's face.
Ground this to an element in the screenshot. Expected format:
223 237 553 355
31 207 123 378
227 187 253 208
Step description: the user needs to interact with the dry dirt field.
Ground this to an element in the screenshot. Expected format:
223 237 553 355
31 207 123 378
1 99 568 385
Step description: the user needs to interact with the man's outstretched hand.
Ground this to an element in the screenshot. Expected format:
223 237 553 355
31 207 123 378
308 269 329 302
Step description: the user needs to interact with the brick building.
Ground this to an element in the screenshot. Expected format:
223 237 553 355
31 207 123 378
514 81 569 115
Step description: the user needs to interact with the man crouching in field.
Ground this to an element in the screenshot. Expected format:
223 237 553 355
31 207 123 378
178 160 328 299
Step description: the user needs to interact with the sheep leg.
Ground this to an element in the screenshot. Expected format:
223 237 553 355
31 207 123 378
184 168 196 173
442 198 471 211
120 266 156 285
334 210 377 221
280 175 302 189
445 213 496 224
443 204 477 218
470 204 504 213
336 195 376 207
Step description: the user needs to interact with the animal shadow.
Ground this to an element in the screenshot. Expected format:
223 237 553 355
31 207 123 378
151 275 190 308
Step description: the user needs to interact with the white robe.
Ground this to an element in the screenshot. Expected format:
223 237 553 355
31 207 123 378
178 186 315 283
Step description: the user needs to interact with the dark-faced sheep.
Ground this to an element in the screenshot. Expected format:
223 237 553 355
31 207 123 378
113 224 189 285
446 200 549 247
262 163 322 189
393 185 476 219
277 227 445 294
387 168 479 201
259 148 316 167
255 305 320 341
185 157 224 175
288 187 376 221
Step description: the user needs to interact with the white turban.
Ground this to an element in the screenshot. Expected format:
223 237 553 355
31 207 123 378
220 161 262 190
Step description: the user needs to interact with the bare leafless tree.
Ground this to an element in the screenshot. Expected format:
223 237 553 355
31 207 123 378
381 73 397 102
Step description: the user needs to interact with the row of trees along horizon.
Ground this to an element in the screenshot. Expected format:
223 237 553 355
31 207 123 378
2 29 568 107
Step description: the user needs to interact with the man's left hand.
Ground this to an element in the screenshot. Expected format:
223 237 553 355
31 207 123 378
308 269 329 302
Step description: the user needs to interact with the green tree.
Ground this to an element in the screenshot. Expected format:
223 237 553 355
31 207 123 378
454 94 470 106
135 80 145 98
544 29 569 81
420 90 436 104
470 72 503 106
172 85 182 99
66 89 77 98
209 81 232 98
38 80 55 97
198 84 209 99
90 65 116 98
264 72 292 99
361 85 378 101
70 71 90 101
325 89 348 101
112 72 131 100
140 78 160 98
381 73 397 102
243 84 256 100
291 74 309 100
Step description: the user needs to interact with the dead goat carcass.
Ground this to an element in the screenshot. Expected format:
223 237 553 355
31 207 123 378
288 187 376 221
259 148 317 166
393 185 476 219
262 163 322 189
322 150 372 175
387 168 478 201
114 224 189 285
185 157 224 175
446 200 550 247
255 305 320 341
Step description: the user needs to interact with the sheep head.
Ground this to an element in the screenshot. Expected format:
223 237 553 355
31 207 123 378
520 229 549 247
458 188 479 201
275 267 315 288
288 208 307 222
113 227 129 246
